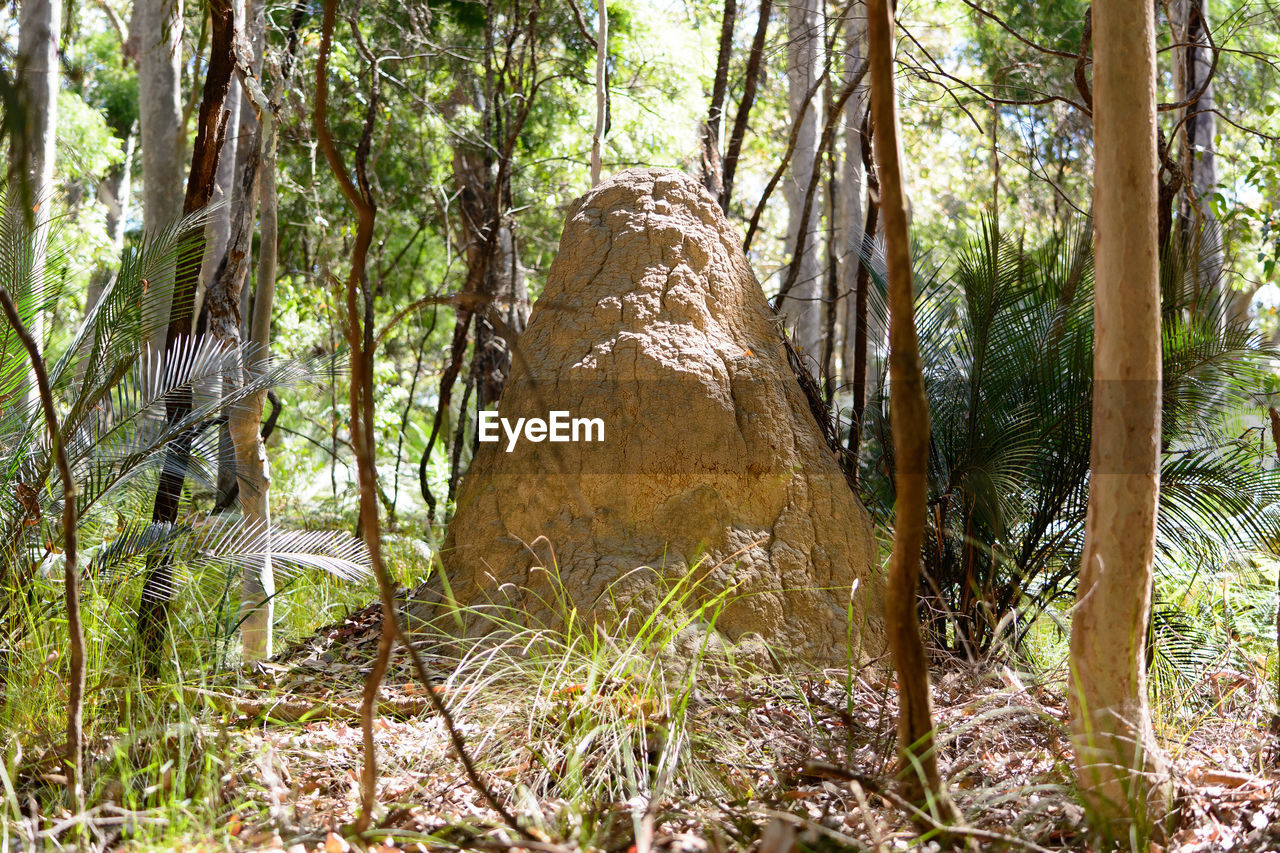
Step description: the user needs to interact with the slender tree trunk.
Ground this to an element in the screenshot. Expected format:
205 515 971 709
720 0 771 213
206 88 275 658
821 112 839 392
136 0 237 671
206 69 242 509
199 77 241 312
778 0 824 362
591 0 607 186
839 3 868 388
133 0 187 354
214 0 266 507
236 0 267 330
867 0 957 818
8 0 61 406
232 62 279 660
86 125 136 317
315 0 384 826
1068 0 1173 838
222 0 292 656
1174 0 1221 308
700 0 736 200
848 130 879 484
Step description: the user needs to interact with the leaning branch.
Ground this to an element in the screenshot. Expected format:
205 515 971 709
0 289 85 810
315 0 526 838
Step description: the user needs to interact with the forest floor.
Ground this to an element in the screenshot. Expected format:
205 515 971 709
67 600 1280 853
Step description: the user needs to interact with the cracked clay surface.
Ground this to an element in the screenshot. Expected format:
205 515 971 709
416 168 886 666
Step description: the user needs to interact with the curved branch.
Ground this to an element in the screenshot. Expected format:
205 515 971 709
0 289 84 809
959 0 1079 60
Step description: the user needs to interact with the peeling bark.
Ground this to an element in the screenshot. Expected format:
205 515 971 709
136 0 238 672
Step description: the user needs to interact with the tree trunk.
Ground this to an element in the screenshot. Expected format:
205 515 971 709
206 70 243 509
133 0 187 354
213 0 266 508
236 0 267 331
315 0 385 825
211 0 286 659
699 0 736 200
136 0 237 671
591 0 607 186
1174 0 1222 308
720 0 771 213
839 3 868 389
867 0 957 818
847 129 879 484
205 117 271 657
778 0 823 362
470 222 529 412
86 124 136 317
1068 0 1173 838
228 69 279 661
8 0 61 405
199 77 241 311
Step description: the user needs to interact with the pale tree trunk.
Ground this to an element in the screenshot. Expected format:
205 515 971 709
1068 0 1174 838
236 0 266 330
213 0 260 508
867 0 958 819
198 77 241 313
591 0 607 187
217 2 279 660
839 2 868 388
133 0 186 354
86 125 136 316
206 76 242 508
1173 0 1222 305
135 0 237 673
232 71 278 661
8 0 61 405
778 0 823 362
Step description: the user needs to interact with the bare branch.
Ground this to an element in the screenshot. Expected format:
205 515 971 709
958 0 1079 60
0 289 85 810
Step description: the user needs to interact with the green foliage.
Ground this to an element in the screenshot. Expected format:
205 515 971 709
0 202 370 677
862 218 1280 657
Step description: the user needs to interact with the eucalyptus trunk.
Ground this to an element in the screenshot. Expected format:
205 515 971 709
778 0 823 362
1174 0 1222 312
86 125 136 318
839 2 871 391
133 0 186 354
8 0 61 405
1068 0 1174 837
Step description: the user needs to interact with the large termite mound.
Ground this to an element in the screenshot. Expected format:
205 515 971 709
413 168 885 666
